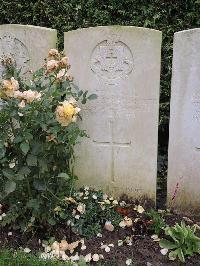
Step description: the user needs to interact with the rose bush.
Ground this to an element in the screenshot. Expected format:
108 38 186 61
0 49 96 232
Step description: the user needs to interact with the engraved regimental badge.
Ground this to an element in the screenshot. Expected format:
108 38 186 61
91 35 133 85
0 32 30 77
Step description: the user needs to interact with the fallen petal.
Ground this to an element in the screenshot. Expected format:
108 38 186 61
24 248 31 253
84 253 92 262
126 258 132 265
118 240 123 246
92 253 100 262
119 220 126 228
151 234 159 240
59 240 69 251
105 246 111 253
135 205 145 214
104 221 114 232
160 248 168 255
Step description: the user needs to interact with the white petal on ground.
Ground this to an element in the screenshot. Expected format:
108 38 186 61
104 221 114 232
126 258 132 265
51 241 60 251
124 217 133 227
24 248 31 253
119 220 126 228
84 253 92 262
160 248 168 255
61 252 69 261
105 246 111 252
70 253 79 261
59 240 68 251
118 240 123 246
92 254 100 262
81 244 87 250
151 234 160 242
120 201 126 206
135 205 145 213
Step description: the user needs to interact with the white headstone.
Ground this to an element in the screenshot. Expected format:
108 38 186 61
65 26 162 201
0 24 57 77
168 29 200 213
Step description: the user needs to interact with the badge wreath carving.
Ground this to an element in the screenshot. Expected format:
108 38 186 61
91 34 133 85
0 32 30 77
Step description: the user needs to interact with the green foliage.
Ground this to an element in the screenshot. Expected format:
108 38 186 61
0 249 86 266
147 209 166 235
0 0 199 152
50 187 122 239
159 221 200 262
0 50 95 232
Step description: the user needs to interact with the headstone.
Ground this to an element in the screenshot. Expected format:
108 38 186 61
167 29 200 213
0 24 57 77
64 26 162 201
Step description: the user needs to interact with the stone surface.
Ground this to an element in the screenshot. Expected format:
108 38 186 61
0 24 57 77
167 29 200 213
64 26 162 201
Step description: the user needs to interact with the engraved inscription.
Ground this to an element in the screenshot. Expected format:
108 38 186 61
191 90 200 150
191 91 200 121
192 102 200 121
91 36 133 84
0 33 30 77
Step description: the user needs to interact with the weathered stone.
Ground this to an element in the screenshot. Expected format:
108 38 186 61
167 29 200 213
0 24 57 77
64 26 162 201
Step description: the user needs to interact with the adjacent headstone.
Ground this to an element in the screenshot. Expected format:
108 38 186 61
65 26 162 201
0 24 57 77
167 29 200 213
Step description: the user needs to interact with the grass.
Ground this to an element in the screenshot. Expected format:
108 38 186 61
0 249 87 266
0 249 122 266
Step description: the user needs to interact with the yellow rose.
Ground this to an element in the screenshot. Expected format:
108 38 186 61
54 206 61 212
2 77 19 98
0 90 6 99
63 103 75 116
48 48 59 58
55 99 80 127
59 56 70 69
22 90 42 103
46 59 58 73
18 100 26 108
56 69 65 80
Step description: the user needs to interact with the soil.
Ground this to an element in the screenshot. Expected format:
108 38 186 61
0 201 200 266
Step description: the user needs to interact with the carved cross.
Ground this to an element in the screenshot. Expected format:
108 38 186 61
93 119 131 183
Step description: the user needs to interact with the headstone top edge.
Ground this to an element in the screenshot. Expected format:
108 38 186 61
64 25 162 35
174 28 200 37
0 24 57 33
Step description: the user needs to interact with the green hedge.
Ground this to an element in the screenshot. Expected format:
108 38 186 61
0 0 200 151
